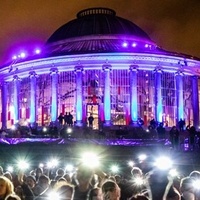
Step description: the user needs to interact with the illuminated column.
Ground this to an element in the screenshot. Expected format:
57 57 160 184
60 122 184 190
103 65 111 126
129 65 138 123
29 71 37 126
154 69 163 122
75 66 83 126
192 76 199 127
50 68 59 123
1 81 8 129
13 75 20 124
175 71 184 121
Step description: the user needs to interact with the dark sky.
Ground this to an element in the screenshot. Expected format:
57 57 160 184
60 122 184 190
1 0 200 65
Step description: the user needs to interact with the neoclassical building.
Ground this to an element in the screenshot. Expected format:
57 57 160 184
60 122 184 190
1 7 200 129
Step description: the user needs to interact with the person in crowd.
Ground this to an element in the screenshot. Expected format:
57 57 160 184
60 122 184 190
73 164 94 199
35 168 43 182
58 113 64 127
169 126 180 150
0 176 16 200
0 166 4 176
5 194 21 200
68 112 73 127
101 180 121 200
157 122 166 139
186 126 197 151
178 119 185 132
33 174 50 197
88 187 103 200
180 176 195 200
88 114 94 128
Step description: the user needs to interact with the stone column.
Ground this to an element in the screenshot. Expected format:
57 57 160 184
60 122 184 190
29 71 37 127
103 65 111 126
129 65 138 124
50 68 59 124
1 81 7 129
13 75 20 124
154 69 163 122
75 66 83 126
175 71 184 121
192 76 199 128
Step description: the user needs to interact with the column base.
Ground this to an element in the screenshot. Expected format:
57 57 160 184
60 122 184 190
75 120 83 127
104 120 111 127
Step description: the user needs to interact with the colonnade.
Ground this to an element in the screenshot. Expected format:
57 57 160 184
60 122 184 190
1 65 199 129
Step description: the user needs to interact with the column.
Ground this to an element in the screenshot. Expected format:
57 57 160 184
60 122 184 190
13 75 20 124
175 71 184 121
103 65 111 126
192 76 199 128
29 71 37 127
50 68 59 124
1 81 8 129
75 66 83 126
154 69 163 122
130 65 138 124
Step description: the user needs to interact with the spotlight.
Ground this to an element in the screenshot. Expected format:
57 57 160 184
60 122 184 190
7 166 13 173
17 159 30 171
110 165 119 173
145 44 149 48
65 164 74 172
138 154 147 162
81 152 100 168
42 127 47 132
47 158 59 168
66 127 72 134
39 163 44 168
154 156 173 170
128 161 134 167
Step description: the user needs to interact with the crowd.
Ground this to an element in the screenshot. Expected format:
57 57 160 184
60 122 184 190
0 156 200 200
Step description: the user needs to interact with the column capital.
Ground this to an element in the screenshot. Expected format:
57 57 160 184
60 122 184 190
74 66 84 72
129 65 138 71
13 75 20 81
102 64 112 71
50 68 59 75
153 66 163 73
29 71 37 77
175 70 184 76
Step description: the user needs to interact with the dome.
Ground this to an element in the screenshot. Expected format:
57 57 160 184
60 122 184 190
47 8 151 44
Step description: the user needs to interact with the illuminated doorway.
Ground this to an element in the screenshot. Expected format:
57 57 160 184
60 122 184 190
87 104 99 129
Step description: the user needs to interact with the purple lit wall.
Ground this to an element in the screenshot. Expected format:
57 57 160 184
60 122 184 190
192 76 199 127
30 72 37 125
13 76 20 124
175 72 184 121
154 70 163 122
130 66 138 122
76 67 83 126
1 82 7 129
51 69 58 122
103 66 111 125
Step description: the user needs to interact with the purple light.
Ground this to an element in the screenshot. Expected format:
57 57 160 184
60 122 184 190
122 42 128 48
12 55 17 60
35 49 41 54
20 52 26 58
132 42 137 47
145 44 149 48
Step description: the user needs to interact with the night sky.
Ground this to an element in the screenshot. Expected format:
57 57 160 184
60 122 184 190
1 0 200 65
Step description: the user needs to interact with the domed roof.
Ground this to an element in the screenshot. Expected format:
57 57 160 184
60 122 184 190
47 8 151 44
